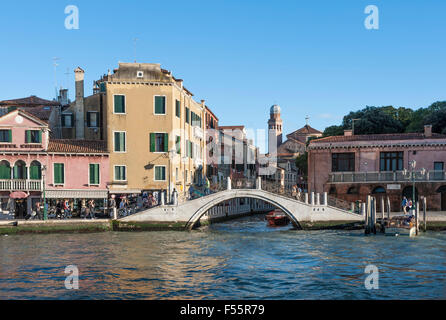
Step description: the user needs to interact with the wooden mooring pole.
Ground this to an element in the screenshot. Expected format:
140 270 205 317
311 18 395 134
415 202 420 236
386 196 391 220
423 197 427 232
365 195 371 235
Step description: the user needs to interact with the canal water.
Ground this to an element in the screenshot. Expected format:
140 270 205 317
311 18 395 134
1 215 446 299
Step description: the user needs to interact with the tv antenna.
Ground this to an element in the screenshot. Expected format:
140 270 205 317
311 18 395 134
52 57 61 99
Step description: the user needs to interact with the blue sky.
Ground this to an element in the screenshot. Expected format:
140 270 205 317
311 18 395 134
0 0 445 135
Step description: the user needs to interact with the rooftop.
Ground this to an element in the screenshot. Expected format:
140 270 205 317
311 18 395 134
47 140 108 154
0 96 60 107
310 132 446 144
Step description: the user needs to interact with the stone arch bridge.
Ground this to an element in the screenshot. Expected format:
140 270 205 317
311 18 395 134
120 188 363 230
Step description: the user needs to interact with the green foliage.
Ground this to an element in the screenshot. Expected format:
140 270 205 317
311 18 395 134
322 102 446 136
323 125 344 137
295 152 308 177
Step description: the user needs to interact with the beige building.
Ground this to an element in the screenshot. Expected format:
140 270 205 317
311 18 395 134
64 63 207 201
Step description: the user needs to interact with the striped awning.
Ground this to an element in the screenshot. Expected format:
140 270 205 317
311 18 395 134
45 190 108 199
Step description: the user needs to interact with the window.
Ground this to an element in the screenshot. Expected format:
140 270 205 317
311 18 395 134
372 186 386 194
154 96 166 114
114 132 126 152
380 152 403 171
25 130 42 144
114 95 126 114
114 165 126 181
434 162 444 171
154 166 166 181
87 112 99 128
191 112 202 128
185 107 190 124
99 82 106 92
175 100 181 118
29 161 41 180
137 71 144 78
61 114 74 127
0 130 11 143
53 163 64 185
150 133 168 152
89 164 100 185
332 153 355 172
175 135 181 154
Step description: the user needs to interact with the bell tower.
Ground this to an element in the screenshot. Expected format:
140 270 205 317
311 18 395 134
268 104 282 155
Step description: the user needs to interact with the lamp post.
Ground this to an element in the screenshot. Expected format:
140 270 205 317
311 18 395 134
403 160 426 210
42 165 47 221
167 148 177 204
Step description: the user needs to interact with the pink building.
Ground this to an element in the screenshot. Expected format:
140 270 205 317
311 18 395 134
308 126 446 211
0 109 109 218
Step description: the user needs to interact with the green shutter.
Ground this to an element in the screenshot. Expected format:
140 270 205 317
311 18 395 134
8 130 12 143
120 132 125 152
54 164 64 184
155 96 165 114
114 133 120 151
38 130 42 143
89 164 99 184
25 130 31 143
175 100 181 117
30 164 41 180
150 133 156 152
0 164 10 179
164 133 168 153
100 82 106 92
114 95 125 113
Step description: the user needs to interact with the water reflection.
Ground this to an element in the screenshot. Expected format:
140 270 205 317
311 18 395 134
1 215 446 299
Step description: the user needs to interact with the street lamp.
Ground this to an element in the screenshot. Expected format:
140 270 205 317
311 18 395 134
167 148 177 204
41 164 47 221
402 160 426 210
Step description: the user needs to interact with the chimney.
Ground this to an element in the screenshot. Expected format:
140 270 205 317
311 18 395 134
58 88 69 106
344 129 353 136
74 67 85 139
424 125 432 137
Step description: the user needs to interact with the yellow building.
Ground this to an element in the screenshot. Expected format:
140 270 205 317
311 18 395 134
64 63 207 201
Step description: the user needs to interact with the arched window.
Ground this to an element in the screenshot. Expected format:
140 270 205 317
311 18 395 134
29 161 42 180
13 160 27 180
372 186 386 194
347 186 359 194
0 160 11 179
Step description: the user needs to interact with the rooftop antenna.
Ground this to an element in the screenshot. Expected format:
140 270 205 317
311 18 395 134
133 38 139 63
52 57 61 99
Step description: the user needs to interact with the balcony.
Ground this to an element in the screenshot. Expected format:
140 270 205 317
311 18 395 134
0 179 42 191
328 170 446 183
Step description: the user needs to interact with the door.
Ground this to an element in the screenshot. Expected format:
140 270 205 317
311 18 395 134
434 162 444 180
14 199 27 219
442 192 446 211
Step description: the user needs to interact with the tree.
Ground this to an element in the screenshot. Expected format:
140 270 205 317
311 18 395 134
323 125 344 137
342 106 403 135
295 152 308 177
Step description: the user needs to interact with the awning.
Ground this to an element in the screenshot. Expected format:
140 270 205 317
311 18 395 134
10 191 28 199
108 189 141 194
45 190 108 199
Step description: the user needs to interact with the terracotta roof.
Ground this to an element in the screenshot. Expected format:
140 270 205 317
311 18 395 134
288 125 322 136
47 140 108 154
18 106 53 121
219 125 245 130
0 96 60 107
310 132 446 144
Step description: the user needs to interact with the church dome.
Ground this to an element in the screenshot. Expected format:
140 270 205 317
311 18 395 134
270 104 281 114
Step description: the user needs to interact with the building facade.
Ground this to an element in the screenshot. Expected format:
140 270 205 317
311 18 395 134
63 63 207 201
308 126 446 211
0 109 109 218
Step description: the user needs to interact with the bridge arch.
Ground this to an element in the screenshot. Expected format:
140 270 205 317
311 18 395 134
184 191 302 230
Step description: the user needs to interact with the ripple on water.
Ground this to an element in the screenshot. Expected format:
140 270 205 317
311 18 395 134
1 217 446 299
